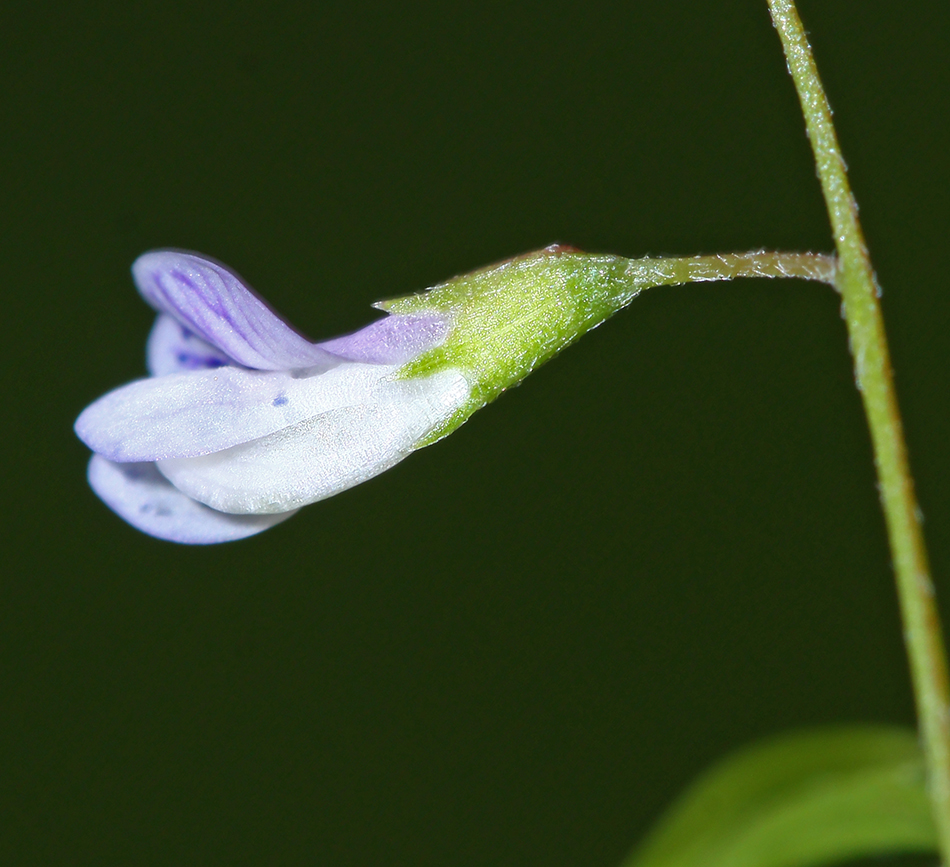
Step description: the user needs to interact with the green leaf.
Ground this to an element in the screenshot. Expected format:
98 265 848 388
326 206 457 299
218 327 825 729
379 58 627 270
623 726 936 867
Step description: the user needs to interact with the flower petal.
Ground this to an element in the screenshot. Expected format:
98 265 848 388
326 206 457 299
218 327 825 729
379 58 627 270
156 369 471 514
146 313 237 376
317 313 450 364
134 249 451 371
87 455 297 544
132 250 345 370
75 361 406 462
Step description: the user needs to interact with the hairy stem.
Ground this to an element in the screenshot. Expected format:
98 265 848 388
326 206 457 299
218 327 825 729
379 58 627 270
624 250 836 287
767 0 950 859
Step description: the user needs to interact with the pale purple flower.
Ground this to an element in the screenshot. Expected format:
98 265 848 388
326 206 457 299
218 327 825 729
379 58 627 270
75 250 470 544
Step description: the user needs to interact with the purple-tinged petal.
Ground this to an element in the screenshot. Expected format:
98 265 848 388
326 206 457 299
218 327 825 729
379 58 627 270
132 250 345 371
87 455 296 544
146 313 237 376
318 313 450 364
157 369 471 515
75 360 405 462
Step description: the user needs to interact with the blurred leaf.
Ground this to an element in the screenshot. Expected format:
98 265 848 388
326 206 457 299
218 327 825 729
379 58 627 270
623 725 935 867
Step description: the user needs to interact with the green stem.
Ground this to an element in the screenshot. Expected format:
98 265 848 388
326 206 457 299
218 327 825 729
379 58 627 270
624 250 835 287
766 0 950 859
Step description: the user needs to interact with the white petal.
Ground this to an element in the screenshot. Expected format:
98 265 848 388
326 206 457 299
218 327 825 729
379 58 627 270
87 455 297 544
75 361 403 463
157 369 471 514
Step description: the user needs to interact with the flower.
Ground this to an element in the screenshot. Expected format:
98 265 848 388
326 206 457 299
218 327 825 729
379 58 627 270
75 250 471 543
76 245 643 544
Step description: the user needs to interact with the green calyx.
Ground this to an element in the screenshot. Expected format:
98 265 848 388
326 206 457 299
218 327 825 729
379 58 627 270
379 246 836 446
378 245 641 445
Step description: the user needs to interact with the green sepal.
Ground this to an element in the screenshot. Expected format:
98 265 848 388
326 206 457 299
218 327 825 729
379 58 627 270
379 245 641 445
622 725 936 867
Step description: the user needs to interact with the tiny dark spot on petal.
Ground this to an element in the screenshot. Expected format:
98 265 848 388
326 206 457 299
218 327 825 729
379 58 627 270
176 352 227 370
272 395 289 407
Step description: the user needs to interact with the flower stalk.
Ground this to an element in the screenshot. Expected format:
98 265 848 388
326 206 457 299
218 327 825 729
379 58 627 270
767 0 950 858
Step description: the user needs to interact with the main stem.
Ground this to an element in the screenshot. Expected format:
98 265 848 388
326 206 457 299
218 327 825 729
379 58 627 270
767 0 950 859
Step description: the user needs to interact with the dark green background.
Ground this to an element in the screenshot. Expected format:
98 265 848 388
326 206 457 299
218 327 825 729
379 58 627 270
3 1 948 864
